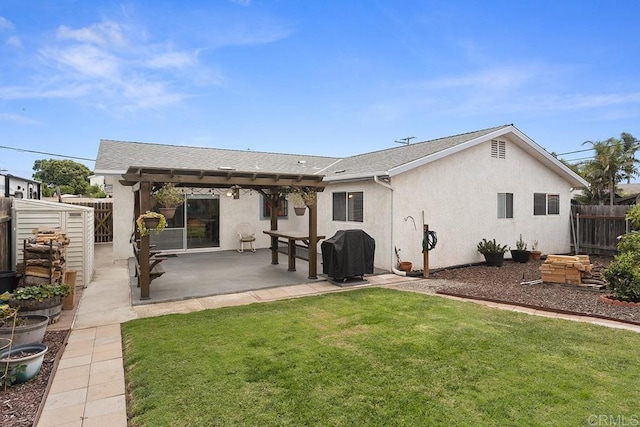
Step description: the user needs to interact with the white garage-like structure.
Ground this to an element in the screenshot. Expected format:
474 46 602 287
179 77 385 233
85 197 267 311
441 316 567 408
12 199 95 287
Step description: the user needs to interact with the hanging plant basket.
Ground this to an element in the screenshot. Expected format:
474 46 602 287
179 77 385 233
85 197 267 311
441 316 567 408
294 207 306 216
159 207 177 220
136 212 167 237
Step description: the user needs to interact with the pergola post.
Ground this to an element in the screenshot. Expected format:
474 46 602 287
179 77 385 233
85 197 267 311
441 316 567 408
308 195 319 279
139 180 152 300
269 192 279 265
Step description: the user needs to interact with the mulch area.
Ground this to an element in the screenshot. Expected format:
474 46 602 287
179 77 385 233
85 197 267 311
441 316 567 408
425 255 640 325
1 330 69 427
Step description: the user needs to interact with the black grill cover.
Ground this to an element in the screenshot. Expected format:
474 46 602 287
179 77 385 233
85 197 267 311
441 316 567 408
321 229 375 279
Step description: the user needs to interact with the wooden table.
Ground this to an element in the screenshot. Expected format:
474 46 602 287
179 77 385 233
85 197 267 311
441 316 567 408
263 230 325 274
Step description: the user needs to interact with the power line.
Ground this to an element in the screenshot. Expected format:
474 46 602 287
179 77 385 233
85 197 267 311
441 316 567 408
0 144 96 162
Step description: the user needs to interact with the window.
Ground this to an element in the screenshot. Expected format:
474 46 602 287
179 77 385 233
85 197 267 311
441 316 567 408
261 195 288 219
491 140 506 159
332 191 363 222
547 194 560 215
534 193 560 215
497 193 513 218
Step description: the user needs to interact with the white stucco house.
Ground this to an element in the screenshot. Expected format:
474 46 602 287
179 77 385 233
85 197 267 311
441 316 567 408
94 124 588 273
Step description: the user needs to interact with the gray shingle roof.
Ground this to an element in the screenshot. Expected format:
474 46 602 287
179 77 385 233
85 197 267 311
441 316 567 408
95 140 341 175
320 124 511 178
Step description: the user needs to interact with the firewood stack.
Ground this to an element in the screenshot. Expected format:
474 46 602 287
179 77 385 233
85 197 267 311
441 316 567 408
540 254 605 288
22 228 69 286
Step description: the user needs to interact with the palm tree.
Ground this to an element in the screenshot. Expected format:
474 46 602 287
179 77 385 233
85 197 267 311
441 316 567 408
581 139 626 205
619 132 639 184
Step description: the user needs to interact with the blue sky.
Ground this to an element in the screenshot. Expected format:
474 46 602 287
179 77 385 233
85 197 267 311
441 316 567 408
1 0 639 179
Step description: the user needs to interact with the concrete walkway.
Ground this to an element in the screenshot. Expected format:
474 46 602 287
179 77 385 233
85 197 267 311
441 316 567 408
37 245 640 426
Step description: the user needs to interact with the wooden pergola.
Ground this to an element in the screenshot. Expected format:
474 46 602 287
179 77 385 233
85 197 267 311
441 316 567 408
120 166 325 300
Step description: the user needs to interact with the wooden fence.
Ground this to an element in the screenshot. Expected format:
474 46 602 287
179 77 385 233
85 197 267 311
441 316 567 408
0 197 11 270
571 205 631 255
65 200 113 243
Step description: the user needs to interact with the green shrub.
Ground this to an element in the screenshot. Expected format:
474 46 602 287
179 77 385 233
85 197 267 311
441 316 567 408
603 252 640 302
616 231 640 255
477 238 508 254
626 204 640 229
9 284 72 302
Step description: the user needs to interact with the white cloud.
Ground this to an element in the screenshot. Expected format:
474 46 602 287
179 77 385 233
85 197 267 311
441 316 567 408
0 113 38 125
0 16 13 31
6 35 21 48
43 44 120 78
56 22 126 48
146 51 198 69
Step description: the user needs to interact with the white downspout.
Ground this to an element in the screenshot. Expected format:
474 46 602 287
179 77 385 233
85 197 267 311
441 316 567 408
373 176 395 272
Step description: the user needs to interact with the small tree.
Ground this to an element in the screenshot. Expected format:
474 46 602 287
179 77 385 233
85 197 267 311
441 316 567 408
32 159 91 195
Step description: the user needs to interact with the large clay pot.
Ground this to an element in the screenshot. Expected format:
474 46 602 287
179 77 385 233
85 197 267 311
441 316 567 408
0 343 48 384
0 315 49 346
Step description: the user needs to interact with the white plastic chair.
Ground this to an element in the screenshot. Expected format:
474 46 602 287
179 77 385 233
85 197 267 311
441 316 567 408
236 222 256 252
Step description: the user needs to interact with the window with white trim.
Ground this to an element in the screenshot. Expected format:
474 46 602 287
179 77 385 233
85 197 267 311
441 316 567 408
534 193 560 215
497 193 513 218
491 140 506 159
332 191 363 222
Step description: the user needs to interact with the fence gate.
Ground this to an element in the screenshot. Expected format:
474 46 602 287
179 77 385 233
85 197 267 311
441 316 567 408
65 200 113 243
0 197 10 270
571 205 631 255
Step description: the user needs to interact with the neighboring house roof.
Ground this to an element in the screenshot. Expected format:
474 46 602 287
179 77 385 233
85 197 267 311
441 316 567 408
94 124 589 188
94 140 341 176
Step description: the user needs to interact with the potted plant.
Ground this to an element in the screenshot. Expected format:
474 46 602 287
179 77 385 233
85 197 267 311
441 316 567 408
153 182 184 219
530 240 541 261
0 302 49 347
477 238 508 267
6 284 71 324
287 188 317 216
510 234 530 263
1 342 48 386
136 211 167 237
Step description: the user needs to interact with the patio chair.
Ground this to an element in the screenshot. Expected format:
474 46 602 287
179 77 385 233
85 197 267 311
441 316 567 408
236 222 256 252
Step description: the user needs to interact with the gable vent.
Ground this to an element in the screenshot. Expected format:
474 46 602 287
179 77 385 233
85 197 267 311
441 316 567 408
491 140 506 159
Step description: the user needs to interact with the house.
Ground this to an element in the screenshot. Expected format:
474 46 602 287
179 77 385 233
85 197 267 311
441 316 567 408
0 173 42 199
94 124 588 273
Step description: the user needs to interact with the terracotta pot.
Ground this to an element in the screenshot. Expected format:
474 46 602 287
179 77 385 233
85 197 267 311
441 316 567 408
143 217 161 229
399 261 412 272
159 207 176 219
530 250 542 261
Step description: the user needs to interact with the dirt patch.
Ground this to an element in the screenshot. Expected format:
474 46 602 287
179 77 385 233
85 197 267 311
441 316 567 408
1 330 69 427
397 256 639 325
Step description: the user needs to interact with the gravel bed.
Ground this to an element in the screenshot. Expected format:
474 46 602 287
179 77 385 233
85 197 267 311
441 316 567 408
395 256 640 324
1 330 69 427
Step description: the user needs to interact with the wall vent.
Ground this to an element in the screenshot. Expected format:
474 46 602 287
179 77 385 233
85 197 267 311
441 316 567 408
491 140 506 159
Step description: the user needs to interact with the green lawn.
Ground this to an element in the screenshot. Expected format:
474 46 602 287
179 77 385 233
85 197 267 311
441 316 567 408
122 288 640 426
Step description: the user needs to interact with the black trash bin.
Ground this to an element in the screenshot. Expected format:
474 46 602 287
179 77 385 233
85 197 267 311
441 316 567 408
0 270 18 293
321 229 375 281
